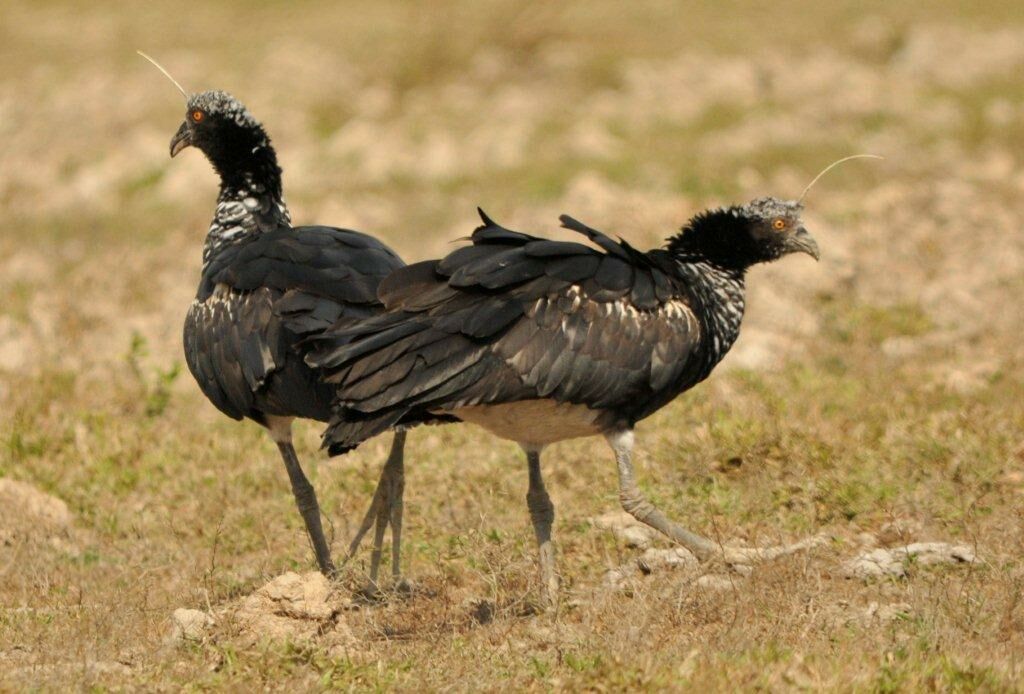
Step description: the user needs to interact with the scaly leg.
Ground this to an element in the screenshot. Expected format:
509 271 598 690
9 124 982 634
608 429 824 565
344 431 407 588
524 446 559 609
387 436 405 584
266 416 336 577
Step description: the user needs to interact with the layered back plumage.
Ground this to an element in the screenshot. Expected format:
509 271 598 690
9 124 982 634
307 209 762 454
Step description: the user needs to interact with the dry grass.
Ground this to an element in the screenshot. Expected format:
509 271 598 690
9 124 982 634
2 1 1024 690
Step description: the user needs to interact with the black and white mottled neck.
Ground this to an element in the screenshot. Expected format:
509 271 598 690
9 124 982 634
203 172 291 270
675 260 746 378
663 200 799 377
182 90 293 270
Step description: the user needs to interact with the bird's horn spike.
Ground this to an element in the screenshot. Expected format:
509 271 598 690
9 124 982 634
798 154 884 203
137 50 188 99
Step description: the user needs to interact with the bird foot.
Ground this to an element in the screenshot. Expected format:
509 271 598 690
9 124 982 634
354 582 386 605
393 576 416 595
623 498 827 570
353 577 416 605
706 533 829 569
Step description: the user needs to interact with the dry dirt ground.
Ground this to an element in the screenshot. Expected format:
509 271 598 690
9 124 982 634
2 1 1023 690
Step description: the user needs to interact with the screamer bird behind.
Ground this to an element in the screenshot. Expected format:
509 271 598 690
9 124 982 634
148 67 413 587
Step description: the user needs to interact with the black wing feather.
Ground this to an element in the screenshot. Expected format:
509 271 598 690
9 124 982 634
187 225 405 424
308 212 701 452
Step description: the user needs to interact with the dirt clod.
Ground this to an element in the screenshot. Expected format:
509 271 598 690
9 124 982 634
168 609 214 645
170 573 359 657
228 572 354 647
0 478 73 549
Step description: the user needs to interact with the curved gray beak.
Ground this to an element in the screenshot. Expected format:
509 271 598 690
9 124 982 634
169 121 192 157
785 227 820 261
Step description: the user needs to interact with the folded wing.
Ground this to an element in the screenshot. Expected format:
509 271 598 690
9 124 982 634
307 211 702 454
184 226 405 422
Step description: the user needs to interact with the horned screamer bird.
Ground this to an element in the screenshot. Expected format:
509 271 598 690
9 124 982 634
306 198 825 606
145 54 412 584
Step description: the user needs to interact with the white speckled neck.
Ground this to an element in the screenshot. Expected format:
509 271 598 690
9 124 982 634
677 261 746 375
202 175 291 269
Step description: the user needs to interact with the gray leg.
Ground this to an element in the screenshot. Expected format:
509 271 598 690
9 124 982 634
345 474 386 562
344 431 406 587
608 429 824 565
388 436 405 583
524 447 558 608
367 487 389 586
271 435 336 577
265 416 335 576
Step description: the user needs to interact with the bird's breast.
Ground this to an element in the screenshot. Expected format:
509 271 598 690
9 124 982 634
443 399 610 448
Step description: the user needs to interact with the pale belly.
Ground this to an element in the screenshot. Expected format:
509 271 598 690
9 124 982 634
444 399 608 447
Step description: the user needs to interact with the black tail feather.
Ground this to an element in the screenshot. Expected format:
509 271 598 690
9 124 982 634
470 208 532 244
477 206 497 227
558 214 631 260
322 408 406 456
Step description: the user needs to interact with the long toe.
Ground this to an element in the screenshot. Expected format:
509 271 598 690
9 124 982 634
714 533 829 568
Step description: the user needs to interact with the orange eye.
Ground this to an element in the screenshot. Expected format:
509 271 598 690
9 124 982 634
772 218 786 231
191 110 204 122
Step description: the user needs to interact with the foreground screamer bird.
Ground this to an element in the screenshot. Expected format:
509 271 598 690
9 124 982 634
144 54 412 583
307 198 826 605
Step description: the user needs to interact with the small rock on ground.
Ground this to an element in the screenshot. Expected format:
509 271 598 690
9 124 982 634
843 542 977 579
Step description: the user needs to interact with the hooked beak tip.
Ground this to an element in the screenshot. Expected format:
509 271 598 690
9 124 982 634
788 228 820 261
169 122 191 158
169 140 188 158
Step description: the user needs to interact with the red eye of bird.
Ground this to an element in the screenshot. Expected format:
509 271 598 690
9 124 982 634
772 218 786 231
191 110 204 123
